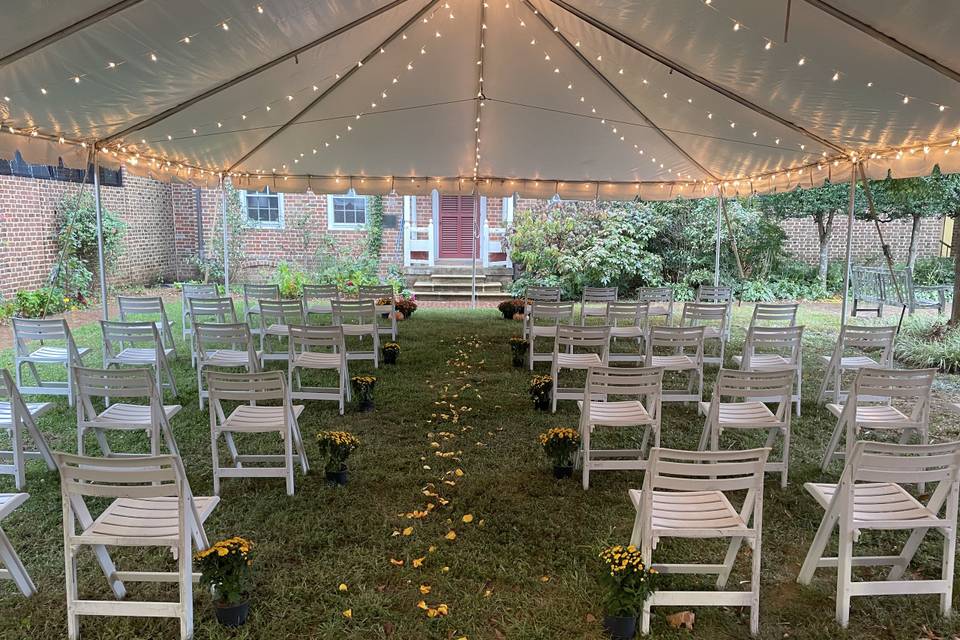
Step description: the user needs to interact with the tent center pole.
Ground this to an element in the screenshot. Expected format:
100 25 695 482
220 175 230 293
714 189 722 286
839 162 858 320
93 148 109 320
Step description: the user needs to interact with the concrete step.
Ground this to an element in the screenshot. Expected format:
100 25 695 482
413 280 502 291
427 274 489 284
412 290 510 300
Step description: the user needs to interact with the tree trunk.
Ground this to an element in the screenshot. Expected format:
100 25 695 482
951 217 960 324
907 213 922 271
815 212 834 287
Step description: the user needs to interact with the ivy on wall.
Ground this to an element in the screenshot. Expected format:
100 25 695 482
366 195 385 259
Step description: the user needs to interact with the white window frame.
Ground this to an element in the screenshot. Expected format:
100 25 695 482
240 188 285 229
326 190 369 230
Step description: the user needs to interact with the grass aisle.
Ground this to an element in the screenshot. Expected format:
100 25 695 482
2 305 960 639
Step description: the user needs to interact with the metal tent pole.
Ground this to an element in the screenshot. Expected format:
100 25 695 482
471 193 479 309
714 191 722 286
92 149 109 320
839 162 858 320
220 175 230 292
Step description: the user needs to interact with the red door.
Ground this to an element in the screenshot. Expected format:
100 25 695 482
438 195 479 259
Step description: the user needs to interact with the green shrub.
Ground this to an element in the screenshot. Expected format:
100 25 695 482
11 287 79 318
314 236 380 295
895 315 960 373
275 261 308 298
913 256 954 285
55 190 125 303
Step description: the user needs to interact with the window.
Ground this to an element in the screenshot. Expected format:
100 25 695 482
242 188 284 228
327 191 367 229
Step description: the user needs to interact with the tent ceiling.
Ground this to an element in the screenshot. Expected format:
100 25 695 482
2 0 959 197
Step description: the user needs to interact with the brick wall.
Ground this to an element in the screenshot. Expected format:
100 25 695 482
0 169 177 299
777 216 944 265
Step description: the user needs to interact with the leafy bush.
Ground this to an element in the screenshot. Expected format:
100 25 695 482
913 256 954 285
314 236 380 295
895 316 960 373
195 184 246 283
55 190 125 303
274 261 308 298
10 287 80 318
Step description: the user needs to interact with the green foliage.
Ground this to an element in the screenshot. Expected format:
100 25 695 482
385 265 410 297
537 426 579 467
366 195 385 259
598 545 661 617
314 236 380 295
873 166 952 223
55 190 125 303
195 537 254 606
895 315 960 373
913 256 954 285
196 184 246 283
10 287 81 318
274 261 308 298
315 431 361 473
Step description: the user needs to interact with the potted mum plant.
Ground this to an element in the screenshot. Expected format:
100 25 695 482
351 375 377 412
598 544 661 640
316 430 360 485
538 427 580 478
498 298 526 320
382 342 401 365
395 297 417 319
196 536 255 628
529 375 553 411
509 336 529 368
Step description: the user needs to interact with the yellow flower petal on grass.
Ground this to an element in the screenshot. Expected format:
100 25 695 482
454 468 465 477
540 575 550 582
389 558 404 566
412 556 426 568
342 609 352 619
445 530 457 541
419 584 431 594
338 583 348 592
417 600 429 610
462 514 474 524
402 526 414 536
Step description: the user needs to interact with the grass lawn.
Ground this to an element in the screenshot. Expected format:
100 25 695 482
2 302 960 639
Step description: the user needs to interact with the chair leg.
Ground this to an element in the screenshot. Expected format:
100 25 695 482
821 416 846 472
581 426 590 490
211 431 221 496
0 526 36 596
11 416 25 491
284 426 295 496
640 538 653 635
836 514 854 627
697 415 711 451
196 365 205 411
780 426 790 488
716 536 743 589
750 531 761 636
65 541 79 640
551 366 558 414
798 505 838 585
887 527 928 581
942 522 956 616
795 368 802 417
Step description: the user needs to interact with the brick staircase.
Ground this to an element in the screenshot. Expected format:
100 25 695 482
408 263 513 301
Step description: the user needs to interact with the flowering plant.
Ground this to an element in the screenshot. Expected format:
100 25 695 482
498 298 526 319
383 342 401 355
195 537 254 606
538 427 580 466
529 375 553 407
395 298 418 317
350 375 377 402
316 431 361 472
598 545 661 617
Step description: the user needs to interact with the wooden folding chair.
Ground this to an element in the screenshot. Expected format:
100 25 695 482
798 440 960 627
681 302 730 366
606 301 649 364
194 322 260 410
242 283 280 335
13 318 90 407
578 366 663 489
207 370 308 496
331 300 380 367
186 296 238 367
698 368 795 487
56 452 219 640
733 325 804 416
580 287 618 325
101 321 178 398
551 325 610 413
258 299 305 365
522 286 561 340
359 285 397 340
528 301 575 370
74 366 182 458
629 447 770 636
817 324 896 405
645 325 705 404
179 282 220 344
118 296 178 359
749 302 799 328
303 284 340 324
0 493 36 596
0 369 55 490
821 367 936 471
636 287 674 325
288 325 350 415
696 285 734 304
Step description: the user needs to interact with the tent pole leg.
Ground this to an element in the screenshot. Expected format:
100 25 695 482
714 189 722 286
93 149 109 320
220 175 230 293
471 193 478 309
718 188 745 279
839 162 858 320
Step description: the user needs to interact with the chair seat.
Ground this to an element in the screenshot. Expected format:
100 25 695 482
702 327 725 340
202 349 260 367
307 303 332 314
805 482 941 528
580 400 652 426
610 326 644 338
649 355 696 370
530 326 559 338
696 401 779 426
20 345 91 362
825 403 910 424
819 354 880 369
94 403 182 427
220 405 306 433
341 324 377 336
0 400 55 426
77 496 220 546
0 493 29 521
629 489 749 534
265 324 289 337
112 348 174 364
732 354 795 370
292 352 343 368
648 304 670 316
556 353 602 369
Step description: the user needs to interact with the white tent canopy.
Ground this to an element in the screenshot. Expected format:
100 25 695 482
2 0 960 198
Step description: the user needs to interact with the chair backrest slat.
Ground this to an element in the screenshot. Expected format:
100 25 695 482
714 367 795 399
556 325 610 348
242 284 280 309
606 301 649 326
331 299 376 324
207 370 286 401
358 285 394 300
848 441 960 487
530 301 575 324
852 367 936 400
74 366 155 399
636 287 673 304
101 320 161 347
57 452 180 499
288 324 345 351
582 287 618 303
12 317 69 343
587 365 663 396
681 302 729 328
188 297 238 323
750 303 799 327
118 296 167 317
525 286 561 302
259 299 305 325
646 447 769 493
303 284 339 303
696 285 733 304
648 325 705 349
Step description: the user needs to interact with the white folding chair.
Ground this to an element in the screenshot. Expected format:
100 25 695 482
0 369 55 490
74 366 182 458
798 440 960 628
101 321 178 398
821 367 936 471
56 452 219 640
606 301 649 364
580 287 618 325
180 283 220 343
194 323 260 410
0 493 36 596
207 370 308 496
528 301 575 370
636 287 674 325
817 324 896 405
359 285 397 340
522 286 562 340
303 284 340 324
696 285 734 304
258 299 305 365
733 325 804 416
681 302 730 366
578 366 663 490
550 325 610 413
332 300 380 367
13 318 90 407
629 447 770 636
288 325 350 415
749 302 799 328
242 283 280 335
698 368 795 487
645 326 705 404
186 296 239 367
118 296 178 359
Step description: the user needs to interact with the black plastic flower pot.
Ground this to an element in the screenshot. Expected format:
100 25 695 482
552 464 574 479
511 354 525 368
325 468 349 485
602 614 637 640
533 398 550 411
358 399 375 412
383 351 398 365
215 600 250 628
